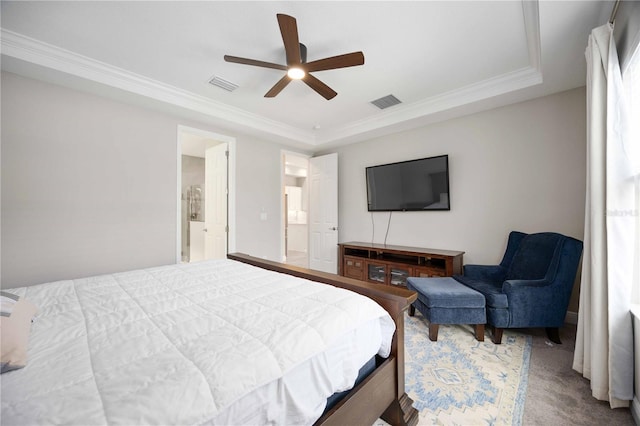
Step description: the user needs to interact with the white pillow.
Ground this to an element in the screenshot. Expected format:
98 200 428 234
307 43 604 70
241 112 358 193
1 291 38 373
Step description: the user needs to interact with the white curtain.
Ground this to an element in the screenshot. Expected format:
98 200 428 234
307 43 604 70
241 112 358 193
573 23 640 409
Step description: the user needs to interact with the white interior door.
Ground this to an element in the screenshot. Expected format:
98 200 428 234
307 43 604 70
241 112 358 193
205 143 228 259
309 153 338 273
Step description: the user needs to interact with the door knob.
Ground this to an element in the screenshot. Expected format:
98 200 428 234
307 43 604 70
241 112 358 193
329 227 338 231
203 228 208 232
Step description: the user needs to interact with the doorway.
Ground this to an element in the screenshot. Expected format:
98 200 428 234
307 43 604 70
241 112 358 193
281 152 339 273
308 153 339 273
177 126 236 263
282 152 310 268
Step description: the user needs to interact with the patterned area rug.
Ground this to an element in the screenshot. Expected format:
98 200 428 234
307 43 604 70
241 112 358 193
404 312 532 426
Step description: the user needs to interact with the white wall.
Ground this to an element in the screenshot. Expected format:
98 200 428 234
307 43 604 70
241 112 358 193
1 72 295 288
326 87 586 311
1 70 587 301
235 134 287 261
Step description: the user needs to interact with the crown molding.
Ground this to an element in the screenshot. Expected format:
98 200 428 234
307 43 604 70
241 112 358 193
522 0 542 72
315 65 542 144
0 28 316 145
0 0 541 148
315 0 542 145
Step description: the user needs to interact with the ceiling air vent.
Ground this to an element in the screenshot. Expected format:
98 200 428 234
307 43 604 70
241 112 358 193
208 76 239 92
371 94 402 109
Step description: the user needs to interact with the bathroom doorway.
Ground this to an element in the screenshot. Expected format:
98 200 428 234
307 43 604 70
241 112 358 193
282 152 310 268
177 126 236 263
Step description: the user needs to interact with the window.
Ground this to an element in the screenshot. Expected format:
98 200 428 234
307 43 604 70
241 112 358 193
623 45 640 301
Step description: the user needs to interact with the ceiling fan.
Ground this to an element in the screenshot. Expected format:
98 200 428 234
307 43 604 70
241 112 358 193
224 14 365 100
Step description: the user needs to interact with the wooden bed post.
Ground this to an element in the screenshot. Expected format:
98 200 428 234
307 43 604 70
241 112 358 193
228 253 419 426
381 312 418 426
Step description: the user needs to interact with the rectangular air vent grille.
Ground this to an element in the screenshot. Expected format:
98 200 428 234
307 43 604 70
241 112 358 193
209 76 239 92
371 94 402 109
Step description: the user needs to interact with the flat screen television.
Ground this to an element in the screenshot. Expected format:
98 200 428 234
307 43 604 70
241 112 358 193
366 155 450 211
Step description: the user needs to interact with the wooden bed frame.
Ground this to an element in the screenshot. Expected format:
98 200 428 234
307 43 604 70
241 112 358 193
228 253 419 426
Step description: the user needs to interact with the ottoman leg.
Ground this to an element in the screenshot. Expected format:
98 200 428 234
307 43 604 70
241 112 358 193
428 323 439 341
492 327 504 344
474 324 485 342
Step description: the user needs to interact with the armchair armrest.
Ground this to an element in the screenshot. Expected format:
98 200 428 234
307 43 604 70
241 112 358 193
502 278 552 292
463 264 507 281
501 278 567 327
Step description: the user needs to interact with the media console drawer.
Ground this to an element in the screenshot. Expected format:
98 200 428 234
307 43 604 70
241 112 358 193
344 256 365 280
338 242 464 287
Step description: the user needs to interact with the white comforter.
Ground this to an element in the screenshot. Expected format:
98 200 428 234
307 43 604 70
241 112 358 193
1 259 395 425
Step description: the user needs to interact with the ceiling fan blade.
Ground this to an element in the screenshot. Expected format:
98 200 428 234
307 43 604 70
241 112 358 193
302 74 337 100
277 14 301 66
304 52 365 73
265 75 292 98
224 55 287 71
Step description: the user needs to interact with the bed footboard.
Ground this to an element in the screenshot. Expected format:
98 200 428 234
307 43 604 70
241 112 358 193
228 253 419 426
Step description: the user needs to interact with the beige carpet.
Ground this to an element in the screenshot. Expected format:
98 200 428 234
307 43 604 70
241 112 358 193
522 324 634 425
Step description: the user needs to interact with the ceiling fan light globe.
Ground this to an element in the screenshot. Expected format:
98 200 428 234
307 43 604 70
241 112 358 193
287 68 305 80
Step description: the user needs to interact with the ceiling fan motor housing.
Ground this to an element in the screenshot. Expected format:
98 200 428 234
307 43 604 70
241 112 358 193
299 43 307 63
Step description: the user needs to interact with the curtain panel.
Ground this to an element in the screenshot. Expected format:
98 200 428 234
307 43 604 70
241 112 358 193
573 23 638 409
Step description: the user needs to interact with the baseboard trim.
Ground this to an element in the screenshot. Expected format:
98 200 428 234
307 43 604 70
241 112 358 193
632 396 640 425
565 310 578 325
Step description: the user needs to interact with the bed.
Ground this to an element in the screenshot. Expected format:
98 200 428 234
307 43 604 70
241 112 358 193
1 253 418 426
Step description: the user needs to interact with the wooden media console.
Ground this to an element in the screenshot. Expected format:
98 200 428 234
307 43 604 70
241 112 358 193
338 242 464 287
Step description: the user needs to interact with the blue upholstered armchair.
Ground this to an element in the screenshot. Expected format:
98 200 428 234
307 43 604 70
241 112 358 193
454 231 583 344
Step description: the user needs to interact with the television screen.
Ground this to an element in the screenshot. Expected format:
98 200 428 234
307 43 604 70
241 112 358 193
366 155 450 211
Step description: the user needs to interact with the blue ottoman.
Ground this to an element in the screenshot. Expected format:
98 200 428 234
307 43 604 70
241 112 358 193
406 277 486 342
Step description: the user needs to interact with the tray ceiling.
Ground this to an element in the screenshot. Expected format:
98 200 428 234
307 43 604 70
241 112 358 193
0 1 610 149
